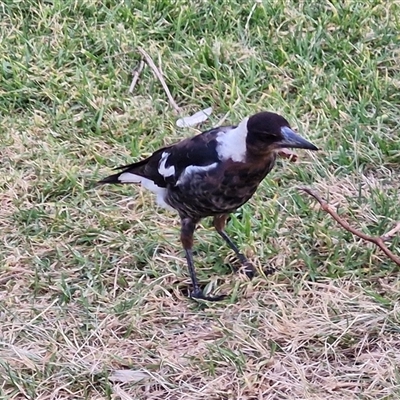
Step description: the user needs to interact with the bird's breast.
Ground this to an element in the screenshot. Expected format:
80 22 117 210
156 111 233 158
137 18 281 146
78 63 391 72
165 156 277 218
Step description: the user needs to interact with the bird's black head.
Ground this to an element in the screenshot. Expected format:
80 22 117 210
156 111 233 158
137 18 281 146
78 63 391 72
246 111 318 152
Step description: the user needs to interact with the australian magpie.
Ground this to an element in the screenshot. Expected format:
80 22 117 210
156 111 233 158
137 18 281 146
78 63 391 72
98 111 318 301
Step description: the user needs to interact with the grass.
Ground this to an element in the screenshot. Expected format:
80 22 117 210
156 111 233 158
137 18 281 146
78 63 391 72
1 0 400 398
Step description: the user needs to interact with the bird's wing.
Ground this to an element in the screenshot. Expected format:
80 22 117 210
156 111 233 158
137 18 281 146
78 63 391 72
97 147 168 186
98 126 232 187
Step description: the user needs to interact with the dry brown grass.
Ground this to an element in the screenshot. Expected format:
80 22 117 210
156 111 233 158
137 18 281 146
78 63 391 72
1 272 400 399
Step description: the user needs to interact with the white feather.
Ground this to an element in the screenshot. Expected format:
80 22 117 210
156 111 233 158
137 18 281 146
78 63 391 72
176 107 213 128
158 152 175 178
118 172 175 212
176 163 218 185
215 117 248 162
118 172 142 183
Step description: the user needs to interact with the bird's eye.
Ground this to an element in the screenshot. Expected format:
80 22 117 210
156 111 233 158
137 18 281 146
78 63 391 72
262 131 280 139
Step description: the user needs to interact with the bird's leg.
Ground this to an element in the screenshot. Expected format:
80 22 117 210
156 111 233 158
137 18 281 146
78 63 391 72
180 217 226 301
213 214 256 278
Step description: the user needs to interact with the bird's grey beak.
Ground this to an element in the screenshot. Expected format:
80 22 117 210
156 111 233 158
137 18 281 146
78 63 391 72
279 126 318 150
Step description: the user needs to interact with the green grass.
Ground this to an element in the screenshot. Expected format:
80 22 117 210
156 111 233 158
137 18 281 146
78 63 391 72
1 0 400 398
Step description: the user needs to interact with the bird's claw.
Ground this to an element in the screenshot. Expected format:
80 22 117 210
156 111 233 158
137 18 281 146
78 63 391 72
236 262 276 279
242 261 256 279
233 261 256 278
262 266 276 276
190 289 226 302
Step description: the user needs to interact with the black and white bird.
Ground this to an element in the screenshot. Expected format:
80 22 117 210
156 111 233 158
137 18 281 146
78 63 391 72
98 111 318 301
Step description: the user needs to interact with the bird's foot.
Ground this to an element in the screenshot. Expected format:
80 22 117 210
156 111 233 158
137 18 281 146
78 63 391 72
235 261 276 279
190 289 226 302
242 261 256 279
262 266 276 276
234 260 256 279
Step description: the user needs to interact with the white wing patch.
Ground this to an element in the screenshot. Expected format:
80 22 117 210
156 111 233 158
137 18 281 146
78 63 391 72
176 163 218 185
216 117 248 162
117 172 175 212
158 152 175 178
118 172 142 183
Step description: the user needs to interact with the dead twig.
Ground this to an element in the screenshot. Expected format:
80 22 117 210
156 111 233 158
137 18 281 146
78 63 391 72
381 222 400 241
129 60 145 94
137 47 181 113
299 187 400 267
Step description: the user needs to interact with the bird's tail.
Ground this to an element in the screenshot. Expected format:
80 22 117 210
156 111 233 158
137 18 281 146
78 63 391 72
97 173 124 185
97 169 144 186
97 158 149 186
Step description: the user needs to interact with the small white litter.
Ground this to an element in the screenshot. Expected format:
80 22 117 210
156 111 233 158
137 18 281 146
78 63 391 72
176 107 213 128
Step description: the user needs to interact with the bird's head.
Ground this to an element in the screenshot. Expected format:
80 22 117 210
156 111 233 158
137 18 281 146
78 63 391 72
246 111 318 153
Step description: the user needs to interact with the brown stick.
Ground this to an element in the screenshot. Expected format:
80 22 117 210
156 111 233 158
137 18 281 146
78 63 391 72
129 60 145 94
137 47 181 113
299 187 400 266
381 222 400 241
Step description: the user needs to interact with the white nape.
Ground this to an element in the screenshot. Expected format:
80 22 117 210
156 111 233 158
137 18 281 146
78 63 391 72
216 117 248 162
158 152 175 178
118 172 175 212
176 162 218 185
